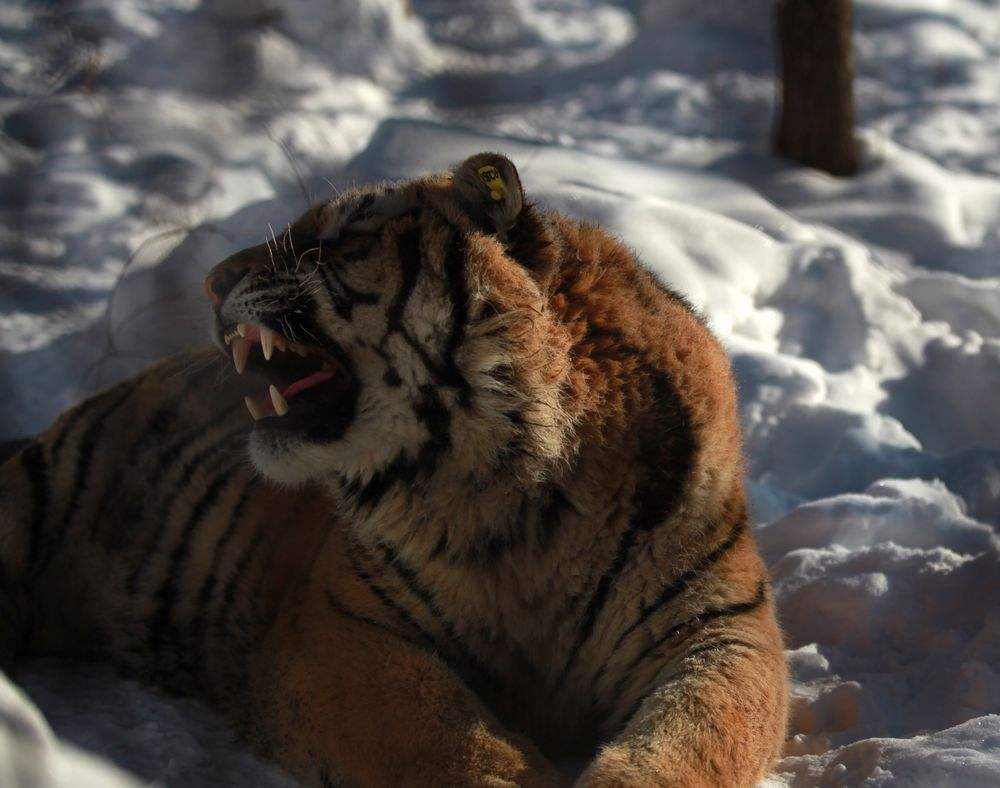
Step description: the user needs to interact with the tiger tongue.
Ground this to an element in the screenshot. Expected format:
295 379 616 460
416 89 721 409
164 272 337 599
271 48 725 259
283 368 337 400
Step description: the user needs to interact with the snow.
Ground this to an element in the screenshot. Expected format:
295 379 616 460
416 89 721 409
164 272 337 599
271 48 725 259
1 0 998 785
0 667 143 788
770 715 1000 787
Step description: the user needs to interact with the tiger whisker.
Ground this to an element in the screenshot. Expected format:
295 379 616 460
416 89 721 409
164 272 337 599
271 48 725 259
296 246 320 273
268 223 286 274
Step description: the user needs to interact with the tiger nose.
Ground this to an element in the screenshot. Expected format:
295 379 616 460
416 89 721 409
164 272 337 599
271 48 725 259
204 244 267 307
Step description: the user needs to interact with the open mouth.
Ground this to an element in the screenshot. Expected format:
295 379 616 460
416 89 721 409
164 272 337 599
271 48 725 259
220 322 354 429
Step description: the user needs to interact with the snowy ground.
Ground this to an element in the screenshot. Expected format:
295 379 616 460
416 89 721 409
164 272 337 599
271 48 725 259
1 0 999 785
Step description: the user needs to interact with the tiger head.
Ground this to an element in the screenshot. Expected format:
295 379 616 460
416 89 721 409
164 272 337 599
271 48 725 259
206 153 574 498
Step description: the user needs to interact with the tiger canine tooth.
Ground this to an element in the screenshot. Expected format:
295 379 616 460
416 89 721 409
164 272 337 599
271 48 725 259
260 327 275 360
244 396 264 421
232 337 250 374
237 323 249 338
269 384 288 416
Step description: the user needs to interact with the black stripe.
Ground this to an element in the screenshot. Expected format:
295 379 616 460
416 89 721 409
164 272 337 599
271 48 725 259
91 402 179 543
623 362 697 533
447 514 526 566
400 327 447 385
386 271 454 387
428 530 449 561
555 349 695 684
618 695 646 732
556 523 641 686
368 540 504 693
315 264 351 320
382 366 403 387
445 493 563 567
186 477 257 671
608 519 746 659
370 344 402 388
442 483 575 568
381 221 472 394
611 580 769 706
325 586 383 630
211 522 268 645
315 263 378 321
125 425 241 560
344 444 438 510
387 227 422 331
325 263 380 307
147 462 241 655
343 385 451 510
48 380 132 465
150 406 239 485
205 525 267 664
535 485 576 553
18 443 48 578
412 384 452 458
375 540 459 643
342 455 405 509
48 395 106 466
40 383 135 576
318 234 377 264
441 229 472 403
617 634 763 731
125 428 245 593
683 636 760 661
448 529 518 567
126 403 179 462
346 547 436 650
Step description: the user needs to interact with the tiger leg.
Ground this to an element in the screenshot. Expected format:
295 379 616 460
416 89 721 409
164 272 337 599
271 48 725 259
578 596 787 788
248 586 562 788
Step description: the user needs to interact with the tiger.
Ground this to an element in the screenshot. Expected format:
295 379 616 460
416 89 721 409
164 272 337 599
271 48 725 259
0 152 788 787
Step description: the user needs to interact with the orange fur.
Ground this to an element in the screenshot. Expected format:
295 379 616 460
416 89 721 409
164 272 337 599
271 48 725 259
0 153 787 786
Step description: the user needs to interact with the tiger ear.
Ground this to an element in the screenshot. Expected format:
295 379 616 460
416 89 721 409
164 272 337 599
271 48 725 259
452 153 559 286
452 153 525 240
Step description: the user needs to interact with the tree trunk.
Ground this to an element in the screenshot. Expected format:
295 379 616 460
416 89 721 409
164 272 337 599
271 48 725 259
774 0 859 176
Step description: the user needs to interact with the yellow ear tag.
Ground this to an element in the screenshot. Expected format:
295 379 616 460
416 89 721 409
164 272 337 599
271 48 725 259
477 165 506 202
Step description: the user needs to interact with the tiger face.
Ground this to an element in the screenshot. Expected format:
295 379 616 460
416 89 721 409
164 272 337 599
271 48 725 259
205 153 571 493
